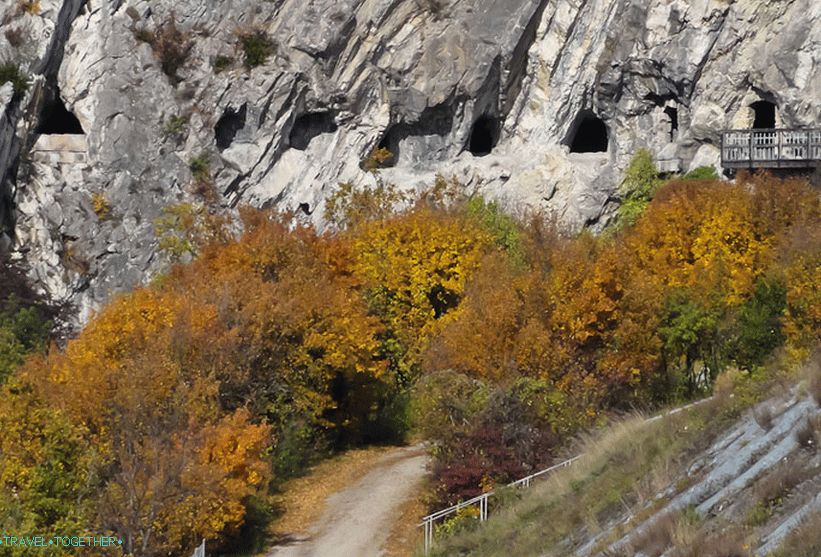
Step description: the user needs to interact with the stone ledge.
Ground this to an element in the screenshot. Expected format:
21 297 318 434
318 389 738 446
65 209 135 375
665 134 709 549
32 134 87 153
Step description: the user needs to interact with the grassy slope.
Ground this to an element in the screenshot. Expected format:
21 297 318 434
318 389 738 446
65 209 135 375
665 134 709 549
427 357 821 557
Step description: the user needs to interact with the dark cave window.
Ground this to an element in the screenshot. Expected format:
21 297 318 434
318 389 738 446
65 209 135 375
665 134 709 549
298 202 311 216
36 91 84 135
289 112 337 151
566 111 608 153
214 104 247 151
751 100 776 129
468 116 499 156
664 106 678 142
359 132 398 170
368 104 455 168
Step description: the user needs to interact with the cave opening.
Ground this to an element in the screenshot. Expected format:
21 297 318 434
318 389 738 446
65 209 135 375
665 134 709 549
215 104 247 151
664 106 678 142
751 100 776 129
36 90 84 135
289 112 337 151
357 132 399 171
566 111 608 153
467 116 499 156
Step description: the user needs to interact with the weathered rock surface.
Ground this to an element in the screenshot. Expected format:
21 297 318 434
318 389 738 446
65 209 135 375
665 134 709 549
0 0 818 321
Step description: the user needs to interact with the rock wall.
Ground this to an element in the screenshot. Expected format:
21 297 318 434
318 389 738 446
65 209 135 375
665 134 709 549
1 0 818 322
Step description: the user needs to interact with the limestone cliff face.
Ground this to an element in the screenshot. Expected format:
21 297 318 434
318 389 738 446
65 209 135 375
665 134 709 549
0 0 818 321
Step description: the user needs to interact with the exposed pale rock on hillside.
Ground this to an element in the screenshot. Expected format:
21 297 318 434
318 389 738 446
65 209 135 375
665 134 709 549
0 0 818 320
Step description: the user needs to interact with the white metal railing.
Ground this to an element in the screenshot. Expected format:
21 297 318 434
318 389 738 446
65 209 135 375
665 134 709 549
721 128 821 167
418 397 713 554
190 539 205 557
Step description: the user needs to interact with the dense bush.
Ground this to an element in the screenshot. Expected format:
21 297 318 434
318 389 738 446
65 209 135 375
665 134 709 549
0 253 53 383
239 30 274 69
0 62 29 96
616 149 661 228
431 386 560 505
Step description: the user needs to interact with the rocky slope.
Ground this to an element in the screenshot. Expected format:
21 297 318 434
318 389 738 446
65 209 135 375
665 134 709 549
1 0 818 320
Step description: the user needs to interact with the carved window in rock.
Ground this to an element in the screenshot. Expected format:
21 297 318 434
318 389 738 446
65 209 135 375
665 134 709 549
289 112 337 151
566 110 608 153
664 106 678 142
36 89 84 135
467 116 500 156
751 100 776 129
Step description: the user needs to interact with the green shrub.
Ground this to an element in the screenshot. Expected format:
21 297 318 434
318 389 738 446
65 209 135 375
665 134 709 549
189 153 210 183
0 295 51 383
164 114 189 140
410 370 490 442
240 31 274 69
659 290 723 396
212 55 233 73
727 276 786 371
0 62 29 95
682 166 719 181
464 196 524 267
615 149 661 229
154 202 231 260
324 182 407 229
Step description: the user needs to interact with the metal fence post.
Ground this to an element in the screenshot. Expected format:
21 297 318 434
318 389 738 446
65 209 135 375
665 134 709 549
190 539 205 557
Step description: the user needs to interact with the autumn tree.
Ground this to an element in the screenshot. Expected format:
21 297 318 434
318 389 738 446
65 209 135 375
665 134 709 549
350 207 493 379
11 289 271 556
0 383 98 557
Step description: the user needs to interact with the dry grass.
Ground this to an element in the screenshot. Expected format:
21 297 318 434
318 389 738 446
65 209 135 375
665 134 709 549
636 513 679 555
753 404 774 431
770 508 821 556
804 350 821 406
672 529 748 557
17 0 39 15
628 507 750 557
269 446 395 540
753 458 810 505
795 415 821 450
4 27 25 48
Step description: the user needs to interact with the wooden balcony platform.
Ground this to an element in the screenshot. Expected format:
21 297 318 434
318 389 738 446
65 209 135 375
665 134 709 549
721 129 821 169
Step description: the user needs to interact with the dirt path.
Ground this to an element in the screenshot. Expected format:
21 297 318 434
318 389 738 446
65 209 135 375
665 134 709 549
268 445 429 557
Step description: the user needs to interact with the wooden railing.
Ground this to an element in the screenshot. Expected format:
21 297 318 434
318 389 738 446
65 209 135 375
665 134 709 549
721 128 821 169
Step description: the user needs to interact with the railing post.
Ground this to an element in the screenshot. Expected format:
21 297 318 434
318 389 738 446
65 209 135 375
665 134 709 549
720 131 724 167
424 518 433 554
749 129 754 167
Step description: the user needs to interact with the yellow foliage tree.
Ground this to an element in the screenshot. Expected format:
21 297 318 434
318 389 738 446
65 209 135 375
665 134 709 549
351 208 493 377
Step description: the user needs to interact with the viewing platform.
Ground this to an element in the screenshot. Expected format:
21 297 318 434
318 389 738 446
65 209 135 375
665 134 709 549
721 128 821 169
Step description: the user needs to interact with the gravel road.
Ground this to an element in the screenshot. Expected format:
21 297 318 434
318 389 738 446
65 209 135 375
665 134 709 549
268 445 429 557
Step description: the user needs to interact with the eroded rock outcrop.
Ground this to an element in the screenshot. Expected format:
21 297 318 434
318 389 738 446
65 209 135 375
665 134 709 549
1 0 818 321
